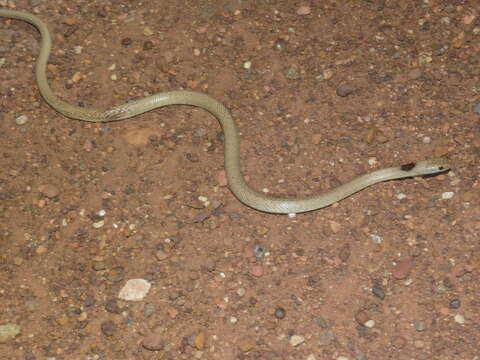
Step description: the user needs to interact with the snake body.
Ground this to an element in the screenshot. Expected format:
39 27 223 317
0 9 450 214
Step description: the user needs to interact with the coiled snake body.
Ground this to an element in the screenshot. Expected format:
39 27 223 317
0 9 450 213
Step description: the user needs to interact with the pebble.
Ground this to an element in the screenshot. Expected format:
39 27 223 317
392 336 406 348
92 219 105 229
392 258 413 280
449 299 460 309
243 61 252 69
105 298 124 314
236 288 246 297
194 331 206 349
408 68 423 80
414 320 427 331
143 27 154 36
474 103 480 114
143 303 156 317
336 82 355 97
100 320 116 336
354 310 370 326
372 284 386 299
237 336 255 352
318 330 335 346
250 265 263 277
0 323 21 343
296 6 311 15
454 314 465 324
274 307 286 319
364 320 375 328
38 184 60 198
442 192 454 199
337 357 349 360
289 335 305 346
252 243 266 259
284 66 300 80
306 355 317 360
15 114 29 125
118 279 151 301
142 330 164 351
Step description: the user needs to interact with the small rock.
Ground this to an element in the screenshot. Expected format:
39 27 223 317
414 320 427 331
289 335 305 346
142 330 164 351
284 66 300 80
194 331 206 349
144 303 156 317
250 265 263 277
118 279 151 301
63 17 77 25
274 307 286 319
15 114 29 125
155 250 169 261
454 314 465 324
372 284 385 299
217 170 228 186
449 299 460 309
143 27 154 36
392 258 413 280
39 184 60 198
329 220 342 233
100 320 116 337
354 310 370 326
392 336 406 348
338 244 351 262
306 355 317 360
105 298 124 314
252 243 266 259
364 320 375 328
473 103 480 114
442 192 454 199
296 6 311 15
336 82 355 97
36 245 47 254
0 323 21 343
408 68 423 80
237 336 255 352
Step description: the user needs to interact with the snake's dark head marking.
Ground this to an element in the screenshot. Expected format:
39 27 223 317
401 162 416 171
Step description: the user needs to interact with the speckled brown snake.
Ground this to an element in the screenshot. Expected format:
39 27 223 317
0 9 450 213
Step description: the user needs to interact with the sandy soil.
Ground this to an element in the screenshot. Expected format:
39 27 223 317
1 0 479 359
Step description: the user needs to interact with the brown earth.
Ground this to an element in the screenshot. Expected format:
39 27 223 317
1 0 479 359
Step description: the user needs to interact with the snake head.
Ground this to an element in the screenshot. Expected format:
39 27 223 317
400 158 451 175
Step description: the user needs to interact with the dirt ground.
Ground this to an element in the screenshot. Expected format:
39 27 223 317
0 0 479 359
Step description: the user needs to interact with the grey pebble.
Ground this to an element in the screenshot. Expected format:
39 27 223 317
372 284 385 299
100 320 117 337
414 320 427 331
284 66 300 80
336 83 355 97
253 243 266 259
194 127 206 137
356 352 368 360
15 114 29 125
316 316 329 328
473 103 480 114
144 303 156 317
449 299 461 309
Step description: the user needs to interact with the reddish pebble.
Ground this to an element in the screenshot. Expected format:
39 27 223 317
392 258 414 280
296 5 311 15
250 265 263 277
217 170 228 186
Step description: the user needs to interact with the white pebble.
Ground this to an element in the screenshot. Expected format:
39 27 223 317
92 220 105 228
15 114 29 125
337 357 349 360
193 48 201 56
97 209 106 217
198 196 208 202
369 234 383 244
422 136 431 144
73 46 83 54
118 279 151 301
368 157 378 166
243 61 252 69
364 320 375 328
288 213 296 218
229 316 238 324
442 192 454 199
454 314 465 324
306 355 317 360
396 193 407 200
289 335 305 346
108 63 116 71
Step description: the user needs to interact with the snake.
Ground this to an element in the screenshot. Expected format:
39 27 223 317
0 9 451 214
